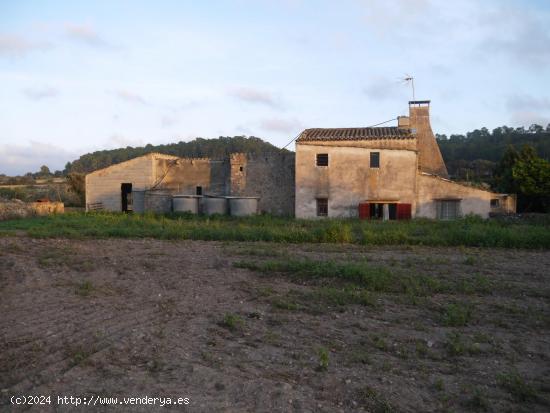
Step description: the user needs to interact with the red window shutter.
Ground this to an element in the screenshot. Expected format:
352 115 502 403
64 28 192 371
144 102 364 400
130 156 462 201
359 202 370 220
397 203 412 220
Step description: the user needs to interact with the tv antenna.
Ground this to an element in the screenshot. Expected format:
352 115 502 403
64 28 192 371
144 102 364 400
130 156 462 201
402 74 415 101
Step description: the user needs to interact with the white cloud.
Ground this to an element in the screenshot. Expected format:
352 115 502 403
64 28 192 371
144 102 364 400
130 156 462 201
65 24 111 48
113 89 147 105
507 95 550 112
478 6 550 67
0 141 78 175
259 118 302 133
0 34 51 57
22 86 59 100
510 111 549 128
229 87 282 108
506 95 550 127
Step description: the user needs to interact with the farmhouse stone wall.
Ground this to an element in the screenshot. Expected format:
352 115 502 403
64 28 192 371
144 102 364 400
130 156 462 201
86 152 295 215
231 153 295 216
295 144 417 218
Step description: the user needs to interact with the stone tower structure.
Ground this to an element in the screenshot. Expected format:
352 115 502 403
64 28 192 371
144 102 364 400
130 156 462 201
407 100 448 178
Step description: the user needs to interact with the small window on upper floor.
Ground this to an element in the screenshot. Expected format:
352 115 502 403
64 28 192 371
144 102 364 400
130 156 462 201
316 153 328 166
370 152 380 168
196 186 203 195
490 199 500 208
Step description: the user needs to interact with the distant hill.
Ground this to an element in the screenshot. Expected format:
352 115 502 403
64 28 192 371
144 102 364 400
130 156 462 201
436 125 550 181
65 136 289 174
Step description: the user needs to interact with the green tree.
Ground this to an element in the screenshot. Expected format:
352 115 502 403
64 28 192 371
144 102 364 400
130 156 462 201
512 147 550 198
493 145 520 193
39 165 51 176
494 144 550 212
66 173 86 206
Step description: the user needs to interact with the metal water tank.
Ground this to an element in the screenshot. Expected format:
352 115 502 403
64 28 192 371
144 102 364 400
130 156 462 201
228 197 259 217
203 196 228 215
173 195 200 214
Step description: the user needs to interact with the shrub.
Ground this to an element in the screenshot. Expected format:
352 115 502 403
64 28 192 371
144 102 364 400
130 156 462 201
441 303 473 327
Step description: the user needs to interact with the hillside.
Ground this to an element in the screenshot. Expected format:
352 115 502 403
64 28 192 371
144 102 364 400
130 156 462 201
437 125 550 180
65 136 288 174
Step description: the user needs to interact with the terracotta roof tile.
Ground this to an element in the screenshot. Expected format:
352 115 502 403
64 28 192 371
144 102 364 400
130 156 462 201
296 127 413 142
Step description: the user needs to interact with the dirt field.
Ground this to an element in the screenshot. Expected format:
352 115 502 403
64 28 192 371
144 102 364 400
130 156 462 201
1 237 549 412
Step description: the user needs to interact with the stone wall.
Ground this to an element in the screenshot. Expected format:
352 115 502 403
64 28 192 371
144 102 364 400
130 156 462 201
0 200 64 220
236 153 295 216
295 144 417 218
155 158 227 196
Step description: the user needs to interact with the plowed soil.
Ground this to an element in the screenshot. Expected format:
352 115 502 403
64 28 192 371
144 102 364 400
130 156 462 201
1 237 549 412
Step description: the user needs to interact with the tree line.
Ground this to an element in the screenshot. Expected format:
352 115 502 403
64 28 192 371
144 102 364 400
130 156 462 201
63 136 287 174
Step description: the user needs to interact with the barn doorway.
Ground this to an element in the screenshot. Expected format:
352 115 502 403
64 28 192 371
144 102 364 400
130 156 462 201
121 183 133 212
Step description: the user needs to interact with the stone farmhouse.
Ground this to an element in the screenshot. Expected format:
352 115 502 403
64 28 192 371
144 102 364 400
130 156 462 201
295 101 515 219
85 100 515 219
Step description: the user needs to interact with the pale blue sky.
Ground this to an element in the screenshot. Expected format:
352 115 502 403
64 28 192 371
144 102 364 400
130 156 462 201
1 0 549 174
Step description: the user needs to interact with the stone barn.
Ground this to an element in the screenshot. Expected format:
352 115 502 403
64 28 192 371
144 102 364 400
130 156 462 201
295 100 516 219
85 152 295 215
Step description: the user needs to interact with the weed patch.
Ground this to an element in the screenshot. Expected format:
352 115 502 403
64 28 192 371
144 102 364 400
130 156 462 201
219 313 244 331
359 386 395 413
66 343 96 366
497 370 537 402
75 280 94 297
316 346 329 371
441 302 474 327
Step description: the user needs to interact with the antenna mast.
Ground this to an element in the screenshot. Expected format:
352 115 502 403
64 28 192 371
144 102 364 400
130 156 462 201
403 75 415 101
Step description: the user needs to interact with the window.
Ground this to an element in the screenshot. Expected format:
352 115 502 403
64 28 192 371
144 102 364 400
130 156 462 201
490 199 500 208
370 152 380 168
196 186 203 195
368 203 397 220
437 200 461 220
316 153 328 166
239 166 244 172
316 198 328 216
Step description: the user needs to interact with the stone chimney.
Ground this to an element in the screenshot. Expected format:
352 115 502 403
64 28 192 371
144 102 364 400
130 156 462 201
397 116 410 128
408 100 448 178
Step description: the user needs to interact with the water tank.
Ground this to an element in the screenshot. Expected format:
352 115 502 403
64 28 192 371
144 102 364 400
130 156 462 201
173 195 200 214
202 196 228 215
144 190 172 213
228 197 259 217
132 190 145 213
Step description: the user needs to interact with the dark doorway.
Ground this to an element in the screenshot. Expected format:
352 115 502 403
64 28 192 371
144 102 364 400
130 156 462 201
121 183 132 212
369 203 397 220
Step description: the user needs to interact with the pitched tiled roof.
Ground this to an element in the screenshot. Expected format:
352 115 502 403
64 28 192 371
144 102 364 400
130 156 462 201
296 127 413 142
